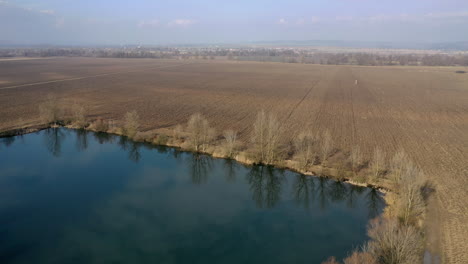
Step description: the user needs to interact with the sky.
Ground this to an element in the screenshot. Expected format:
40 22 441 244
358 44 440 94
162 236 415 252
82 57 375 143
1 0 468 45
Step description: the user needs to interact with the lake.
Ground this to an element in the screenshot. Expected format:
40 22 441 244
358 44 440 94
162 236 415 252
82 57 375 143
0 128 384 264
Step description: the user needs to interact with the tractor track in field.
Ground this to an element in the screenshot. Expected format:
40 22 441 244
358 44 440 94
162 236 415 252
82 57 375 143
281 79 321 131
0 63 193 91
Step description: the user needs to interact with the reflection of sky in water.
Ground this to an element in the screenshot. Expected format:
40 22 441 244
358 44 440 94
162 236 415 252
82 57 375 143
0 129 385 264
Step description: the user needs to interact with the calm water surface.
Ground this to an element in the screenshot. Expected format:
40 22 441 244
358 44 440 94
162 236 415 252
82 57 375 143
0 128 384 264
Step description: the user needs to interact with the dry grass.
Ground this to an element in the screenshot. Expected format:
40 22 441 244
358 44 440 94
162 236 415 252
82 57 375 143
38 94 62 124
0 58 467 263
71 103 87 128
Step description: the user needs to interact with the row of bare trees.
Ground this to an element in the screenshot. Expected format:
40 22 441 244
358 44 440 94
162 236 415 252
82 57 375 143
181 111 428 235
39 95 88 129
39 101 426 209
38 96 136 137
39 102 427 225
182 110 334 167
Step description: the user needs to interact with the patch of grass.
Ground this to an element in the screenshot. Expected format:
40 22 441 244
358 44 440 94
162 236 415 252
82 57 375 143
154 134 169 145
353 174 368 184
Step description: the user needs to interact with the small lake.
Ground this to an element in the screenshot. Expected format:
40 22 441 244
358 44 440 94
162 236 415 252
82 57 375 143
0 128 384 264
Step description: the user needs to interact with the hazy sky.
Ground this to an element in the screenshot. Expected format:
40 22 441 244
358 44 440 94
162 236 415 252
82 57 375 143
1 0 468 45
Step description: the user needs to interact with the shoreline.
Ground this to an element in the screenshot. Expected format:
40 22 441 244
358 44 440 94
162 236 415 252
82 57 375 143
0 124 390 196
5 123 431 262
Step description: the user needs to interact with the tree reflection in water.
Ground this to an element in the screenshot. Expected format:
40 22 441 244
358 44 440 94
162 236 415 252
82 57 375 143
75 129 89 152
118 136 141 163
366 188 385 218
93 132 116 145
128 144 141 163
224 159 237 183
43 128 66 157
40 128 384 217
316 177 330 210
292 174 315 209
189 154 212 184
246 166 285 209
154 145 169 154
328 181 347 203
171 148 182 161
291 174 380 212
346 185 365 209
0 136 15 148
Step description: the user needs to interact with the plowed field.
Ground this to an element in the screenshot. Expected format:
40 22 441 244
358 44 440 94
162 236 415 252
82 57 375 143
0 57 467 263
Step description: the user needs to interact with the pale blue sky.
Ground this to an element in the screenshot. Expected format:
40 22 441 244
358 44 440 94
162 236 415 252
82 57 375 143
1 0 468 45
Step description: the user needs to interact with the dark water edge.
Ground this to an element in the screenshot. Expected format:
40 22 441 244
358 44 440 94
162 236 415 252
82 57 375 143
0 128 385 264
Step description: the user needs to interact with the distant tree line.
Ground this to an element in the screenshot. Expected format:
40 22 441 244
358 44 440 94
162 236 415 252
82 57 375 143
2 46 468 66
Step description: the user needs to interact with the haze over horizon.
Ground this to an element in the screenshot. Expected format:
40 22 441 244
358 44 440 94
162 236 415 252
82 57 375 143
1 0 468 46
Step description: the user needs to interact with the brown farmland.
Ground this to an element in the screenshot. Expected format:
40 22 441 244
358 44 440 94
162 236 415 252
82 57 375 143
0 57 467 263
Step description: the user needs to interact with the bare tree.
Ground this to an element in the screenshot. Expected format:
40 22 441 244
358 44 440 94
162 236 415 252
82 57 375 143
251 110 282 164
173 124 183 140
350 146 363 173
123 110 139 138
344 249 376 264
293 131 316 169
93 118 109 132
320 130 333 164
389 149 408 187
370 147 386 180
39 94 62 125
187 113 215 152
368 217 423 264
398 163 426 225
223 129 237 158
71 103 87 128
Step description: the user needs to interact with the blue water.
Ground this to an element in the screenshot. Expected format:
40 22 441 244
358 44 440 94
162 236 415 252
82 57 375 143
0 128 384 264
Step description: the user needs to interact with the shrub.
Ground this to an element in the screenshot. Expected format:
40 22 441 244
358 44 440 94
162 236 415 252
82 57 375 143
320 130 333 164
370 147 386 181
122 110 139 138
223 129 238 158
173 124 183 140
251 110 282 164
368 217 423 264
350 146 363 173
93 118 109 132
154 134 169 145
187 113 215 152
389 149 408 188
344 250 376 264
397 163 426 225
71 103 87 128
293 131 316 170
